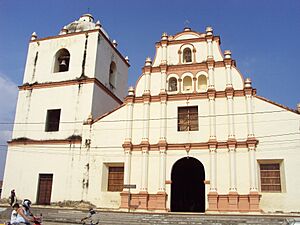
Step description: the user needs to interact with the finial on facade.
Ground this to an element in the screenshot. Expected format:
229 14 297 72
95 20 102 29
184 27 191 32
297 103 300 113
112 40 118 48
206 26 213 36
87 113 93 125
128 86 135 96
145 57 152 66
31 32 37 41
60 26 68 35
161 32 168 40
224 50 232 59
245 78 252 88
125 56 130 63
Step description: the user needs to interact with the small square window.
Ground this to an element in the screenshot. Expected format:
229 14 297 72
259 163 282 192
178 106 198 131
107 166 124 192
45 109 61 132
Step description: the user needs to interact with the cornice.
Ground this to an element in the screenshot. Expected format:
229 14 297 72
124 139 258 152
8 137 82 146
144 60 236 74
155 36 220 46
131 89 256 104
19 77 123 104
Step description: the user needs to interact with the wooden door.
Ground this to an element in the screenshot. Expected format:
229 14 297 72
37 174 53 205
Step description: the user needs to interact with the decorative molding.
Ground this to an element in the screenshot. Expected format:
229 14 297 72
133 89 256 104
19 77 123 104
156 35 220 46
145 60 237 75
123 139 258 152
8 137 82 146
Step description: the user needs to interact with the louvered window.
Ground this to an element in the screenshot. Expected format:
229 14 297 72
260 163 281 192
178 106 198 131
108 166 124 192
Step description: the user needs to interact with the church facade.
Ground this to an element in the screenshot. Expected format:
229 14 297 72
2 14 300 213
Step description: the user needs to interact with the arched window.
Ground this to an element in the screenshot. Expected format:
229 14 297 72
198 75 207 92
109 62 116 89
183 76 192 91
183 48 192 63
54 49 70 73
168 77 178 91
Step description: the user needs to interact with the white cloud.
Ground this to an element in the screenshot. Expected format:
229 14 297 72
0 73 18 180
0 72 18 143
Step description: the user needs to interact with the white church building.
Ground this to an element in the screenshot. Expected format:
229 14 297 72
2 14 300 213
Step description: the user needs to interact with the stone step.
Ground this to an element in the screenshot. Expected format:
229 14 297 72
1 206 299 225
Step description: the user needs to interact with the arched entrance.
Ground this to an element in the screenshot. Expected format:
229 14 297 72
171 157 205 212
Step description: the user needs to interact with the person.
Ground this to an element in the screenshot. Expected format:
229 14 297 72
9 203 19 224
22 199 33 223
9 203 32 225
9 190 16 206
81 208 97 224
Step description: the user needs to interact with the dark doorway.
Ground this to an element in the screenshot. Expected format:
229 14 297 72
171 157 205 212
37 174 53 205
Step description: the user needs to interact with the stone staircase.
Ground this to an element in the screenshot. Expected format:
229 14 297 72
1 206 299 224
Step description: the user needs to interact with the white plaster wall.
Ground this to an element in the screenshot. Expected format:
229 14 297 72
148 102 161 144
152 46 162 67
24 33 94 84
253 97 300 212
256 147 300 212
94 34 128 100
90 154 125 208
215 98 228 141
174 33 201 40
214 67 227 91
231 67 244 90
12 84 94 140
91 84 121 119
165 99 210 144
130 151 142 194
91 105 126 147
233 97 248 139
149 72 161 96
134 75 145 97
2 144 84 203
131 103 144 145
147 151 160 193
212 40 224 62
216 148 230 194
236 148 250 194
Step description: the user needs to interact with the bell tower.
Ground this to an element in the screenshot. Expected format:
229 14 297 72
12 14 129 141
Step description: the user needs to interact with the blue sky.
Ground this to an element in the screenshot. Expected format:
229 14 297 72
0 0 299 180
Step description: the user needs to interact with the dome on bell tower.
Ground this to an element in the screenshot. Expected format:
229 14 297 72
60 13 109 38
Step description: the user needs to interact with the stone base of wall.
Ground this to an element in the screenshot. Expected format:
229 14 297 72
207 191 261 212
120 191 167 211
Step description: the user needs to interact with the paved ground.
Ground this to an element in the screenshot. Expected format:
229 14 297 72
1 205 300 225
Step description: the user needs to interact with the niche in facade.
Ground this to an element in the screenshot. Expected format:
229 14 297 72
183 76 192 91
109 62 116 89
198 75 207 92
183 48 192 63
168 77 178 91
54 49 70 73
